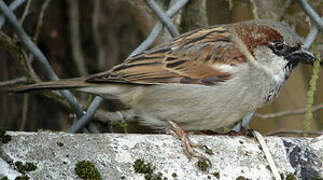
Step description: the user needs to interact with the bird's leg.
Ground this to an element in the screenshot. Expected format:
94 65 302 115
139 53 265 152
168 120 211 165
201 112 255 136
230 112 255 136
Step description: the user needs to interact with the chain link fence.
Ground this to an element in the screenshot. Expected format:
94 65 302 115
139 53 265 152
0 0 321 135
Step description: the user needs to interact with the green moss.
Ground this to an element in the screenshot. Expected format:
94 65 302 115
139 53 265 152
56 142 64 147
24 163 37 171
75 160 102 180
14 175 30 180
2 135 12 144
171 172 177 177
133 159 154 174
286 173 297 180
197 160 209 172
15 161 25 174
236 176 245 180
0 128 12 144
213 172 220 178
8 160 14 166
144 172 164 180
118 122 128 133
14 161 37 175
204 146 214 155
303 46 321 136
236 176 251 180
132 159 166 180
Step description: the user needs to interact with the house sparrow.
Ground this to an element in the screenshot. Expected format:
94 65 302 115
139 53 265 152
10 19 317 160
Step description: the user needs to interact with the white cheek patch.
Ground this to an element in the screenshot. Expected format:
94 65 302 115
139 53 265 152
272 70 286 84
269 56 289 83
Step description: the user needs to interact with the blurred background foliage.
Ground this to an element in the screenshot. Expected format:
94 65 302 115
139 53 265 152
0 0 322 136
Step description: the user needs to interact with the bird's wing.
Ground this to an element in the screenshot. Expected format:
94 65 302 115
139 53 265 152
86 26 247 85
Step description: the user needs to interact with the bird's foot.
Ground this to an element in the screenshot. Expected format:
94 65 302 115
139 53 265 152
168 120 212 166
227 128 254 137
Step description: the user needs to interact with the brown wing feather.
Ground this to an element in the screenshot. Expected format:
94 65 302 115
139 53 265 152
86 26 247 85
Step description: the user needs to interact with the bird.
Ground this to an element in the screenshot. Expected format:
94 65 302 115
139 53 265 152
7 19 317 161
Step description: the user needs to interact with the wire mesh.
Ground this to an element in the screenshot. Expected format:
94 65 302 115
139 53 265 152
0 0 321 134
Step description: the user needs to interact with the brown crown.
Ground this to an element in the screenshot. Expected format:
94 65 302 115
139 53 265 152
235 24 283 55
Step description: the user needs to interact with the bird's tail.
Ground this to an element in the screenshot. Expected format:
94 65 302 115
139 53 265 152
2 78 91 93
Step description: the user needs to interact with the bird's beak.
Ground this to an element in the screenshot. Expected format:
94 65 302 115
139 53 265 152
286 47 317 64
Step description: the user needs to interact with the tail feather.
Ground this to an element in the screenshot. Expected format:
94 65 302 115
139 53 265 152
4 78 91 93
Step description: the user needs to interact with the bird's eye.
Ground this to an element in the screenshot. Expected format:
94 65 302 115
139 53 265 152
269 41 287 56
273 41 285 51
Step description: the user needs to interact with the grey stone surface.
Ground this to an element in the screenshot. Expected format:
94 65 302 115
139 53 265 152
0 131 322 180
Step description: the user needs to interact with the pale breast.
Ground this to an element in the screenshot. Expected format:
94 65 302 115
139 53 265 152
120 76 261 131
